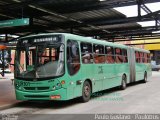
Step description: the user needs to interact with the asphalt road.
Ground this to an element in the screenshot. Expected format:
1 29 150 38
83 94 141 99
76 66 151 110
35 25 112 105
0 72 160 120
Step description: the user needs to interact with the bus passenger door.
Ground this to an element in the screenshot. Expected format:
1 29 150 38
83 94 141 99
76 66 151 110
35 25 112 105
66 40 82 99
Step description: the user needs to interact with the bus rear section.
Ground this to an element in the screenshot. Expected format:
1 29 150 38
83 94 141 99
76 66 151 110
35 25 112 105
128 47 151 83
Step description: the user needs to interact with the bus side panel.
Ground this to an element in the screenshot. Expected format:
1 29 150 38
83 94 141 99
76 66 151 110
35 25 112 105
66 73 82 100
94 64 105 92
134 51 151 81
102 63 129 90
81 64 98 93
135 63 144 81
102 64 117 90
119 63 130 84
113 64 125 86
137 63 152 81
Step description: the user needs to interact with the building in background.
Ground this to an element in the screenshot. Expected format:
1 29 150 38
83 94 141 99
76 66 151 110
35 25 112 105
117 38 160 65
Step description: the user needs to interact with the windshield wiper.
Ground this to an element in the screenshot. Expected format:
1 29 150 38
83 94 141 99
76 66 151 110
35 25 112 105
15 61 24 72
15 61 26 78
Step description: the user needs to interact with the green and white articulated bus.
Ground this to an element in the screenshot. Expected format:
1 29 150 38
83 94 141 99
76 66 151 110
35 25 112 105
14 33 152 102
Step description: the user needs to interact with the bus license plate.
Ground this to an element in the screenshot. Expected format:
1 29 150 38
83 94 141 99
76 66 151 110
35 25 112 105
17 81 30 87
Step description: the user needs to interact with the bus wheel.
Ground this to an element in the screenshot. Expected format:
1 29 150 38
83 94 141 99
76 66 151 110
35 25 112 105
143 72 147 83
120 75 127 90
81 81 91 102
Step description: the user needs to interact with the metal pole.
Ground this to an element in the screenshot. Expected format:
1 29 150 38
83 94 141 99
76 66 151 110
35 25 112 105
137 0 141 18
5 34 8 42
155 18 158 30
2 50 5 77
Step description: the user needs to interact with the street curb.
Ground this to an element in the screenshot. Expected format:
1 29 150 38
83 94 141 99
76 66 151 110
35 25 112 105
0 103 18 111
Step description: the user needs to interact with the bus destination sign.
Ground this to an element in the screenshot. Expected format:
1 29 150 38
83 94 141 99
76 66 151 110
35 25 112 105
20 35 62 44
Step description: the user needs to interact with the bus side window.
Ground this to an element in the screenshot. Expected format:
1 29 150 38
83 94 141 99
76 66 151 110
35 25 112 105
115 48 123 63
123 49 128 63
93 44 105 64
144 53 147 63
141 52 145 63
105 46 115 64
81 42 93 64
139 52 143 63
67 40 80 75
135 51 140 63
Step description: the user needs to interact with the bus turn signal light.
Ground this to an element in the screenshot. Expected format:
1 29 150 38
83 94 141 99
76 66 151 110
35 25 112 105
61 80 65 84
50 95 61 99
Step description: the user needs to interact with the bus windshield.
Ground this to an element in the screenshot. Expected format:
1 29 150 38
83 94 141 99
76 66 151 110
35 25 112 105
15 43 64 79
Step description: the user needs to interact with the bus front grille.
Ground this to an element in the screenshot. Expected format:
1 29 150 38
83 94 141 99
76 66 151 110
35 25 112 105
24 87 50 91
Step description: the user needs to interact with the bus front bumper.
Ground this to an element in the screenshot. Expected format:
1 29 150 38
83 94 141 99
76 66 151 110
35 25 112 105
15 88 67 101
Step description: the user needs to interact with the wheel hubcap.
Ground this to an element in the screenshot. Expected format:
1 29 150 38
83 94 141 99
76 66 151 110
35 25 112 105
84 85 90 97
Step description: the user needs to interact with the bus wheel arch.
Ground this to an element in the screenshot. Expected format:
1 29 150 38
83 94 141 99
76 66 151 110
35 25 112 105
80 79 92 102
85 79 92 93
120 74 127 90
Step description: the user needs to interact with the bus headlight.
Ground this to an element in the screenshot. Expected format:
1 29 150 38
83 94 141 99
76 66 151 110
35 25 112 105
15 84 22 90
57 83 61 87
52 83 61 91
15 83 20 89
52 86 56 90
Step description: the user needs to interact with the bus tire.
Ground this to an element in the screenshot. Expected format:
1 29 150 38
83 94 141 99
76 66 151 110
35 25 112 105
120 75 127 90
143 72 147 83
80 81 91 102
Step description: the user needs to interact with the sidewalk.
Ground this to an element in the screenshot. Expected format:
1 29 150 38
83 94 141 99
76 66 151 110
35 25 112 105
0 73 14 80
0 73 19 110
